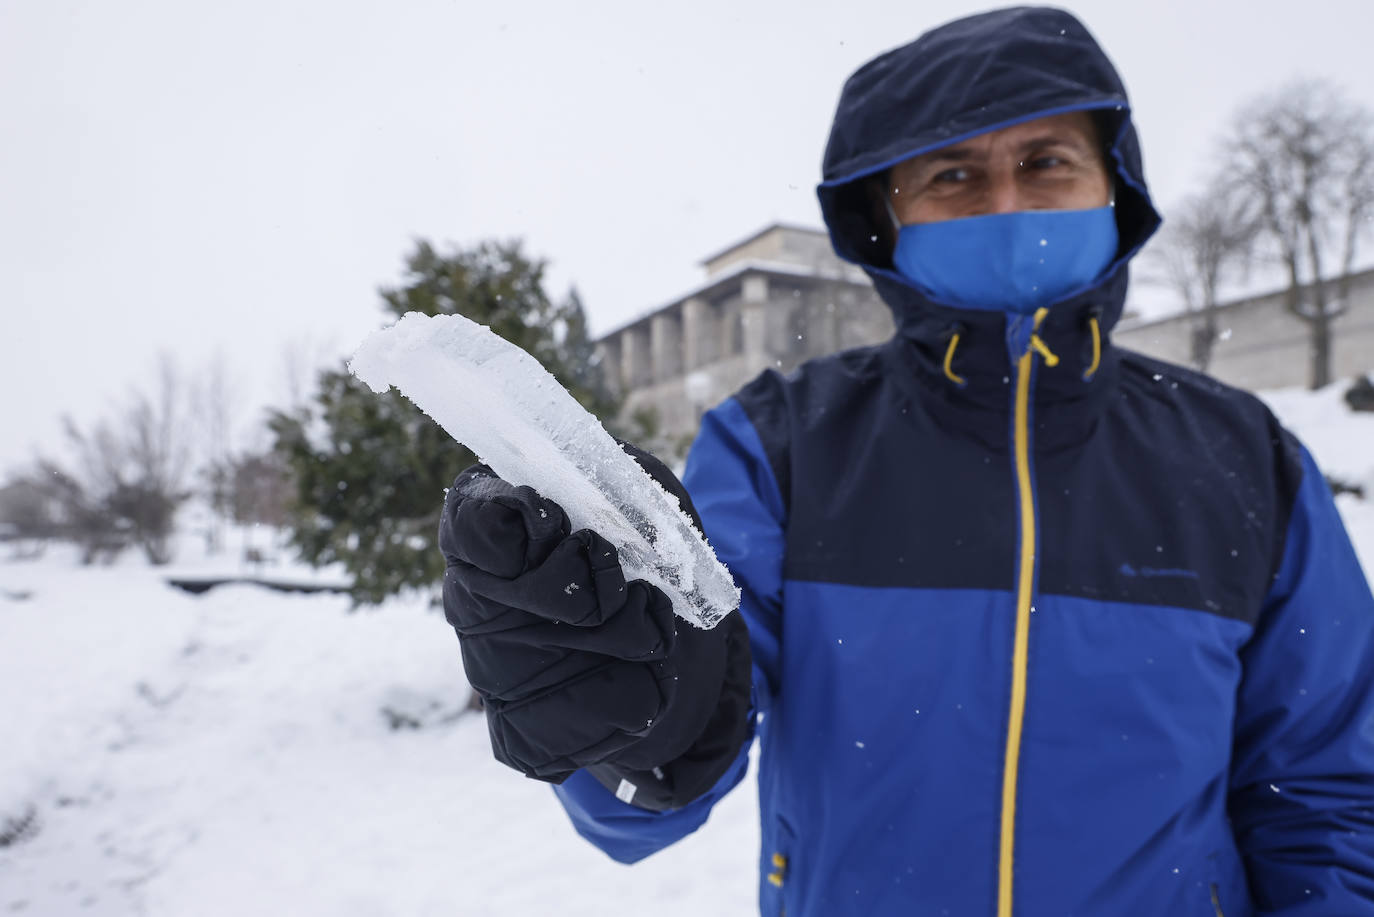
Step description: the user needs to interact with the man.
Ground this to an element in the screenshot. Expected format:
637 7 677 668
440 7 1374 915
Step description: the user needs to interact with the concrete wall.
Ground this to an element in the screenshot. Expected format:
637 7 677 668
1115 269 1374 390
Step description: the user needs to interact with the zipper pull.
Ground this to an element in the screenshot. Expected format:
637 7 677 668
1005 307 1060 367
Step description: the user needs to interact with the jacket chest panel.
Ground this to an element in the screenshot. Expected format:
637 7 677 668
782 414 1019 591
1035 413 1278 624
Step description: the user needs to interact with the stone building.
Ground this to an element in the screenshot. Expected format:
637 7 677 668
594 224 891 452
595 224 1374 452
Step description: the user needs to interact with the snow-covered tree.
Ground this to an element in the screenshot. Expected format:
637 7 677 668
271 239 618 606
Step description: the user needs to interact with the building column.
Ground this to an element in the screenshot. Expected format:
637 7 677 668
594 336 623 396
651 309 683 382
741 274 770 360
622 325 649 388
682 297 712 370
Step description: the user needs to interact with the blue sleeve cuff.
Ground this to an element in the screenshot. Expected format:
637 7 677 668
551 735 753 864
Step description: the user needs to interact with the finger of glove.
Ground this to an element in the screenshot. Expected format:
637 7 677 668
485 659 665 779
459 636 598 703
449 529 633 628
440 467 568 577
455 581 676 702
510 581 675 660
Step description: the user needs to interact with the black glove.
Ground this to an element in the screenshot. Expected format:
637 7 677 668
439 444 751 810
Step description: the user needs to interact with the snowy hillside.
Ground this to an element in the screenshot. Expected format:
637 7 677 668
3 385 1372 916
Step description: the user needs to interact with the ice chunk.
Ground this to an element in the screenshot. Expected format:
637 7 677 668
349 312 739 629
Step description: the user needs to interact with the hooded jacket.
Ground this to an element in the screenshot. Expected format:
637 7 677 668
553 8 1374 915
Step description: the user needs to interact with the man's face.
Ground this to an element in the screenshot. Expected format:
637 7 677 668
887 111 1112 225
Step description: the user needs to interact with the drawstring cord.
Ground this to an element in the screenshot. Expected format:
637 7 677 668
1029 307 1060 367
1083 313 1102 380
943 327 967 386
944 308 1103 385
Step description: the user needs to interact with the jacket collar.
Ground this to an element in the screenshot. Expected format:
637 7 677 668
874 267 1127 450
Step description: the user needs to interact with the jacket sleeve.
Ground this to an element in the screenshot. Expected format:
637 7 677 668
1229 445 1374 912
551 394 789 861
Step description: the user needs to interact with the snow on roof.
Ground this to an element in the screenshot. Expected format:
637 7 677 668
695 221 831 269
596 257 870 341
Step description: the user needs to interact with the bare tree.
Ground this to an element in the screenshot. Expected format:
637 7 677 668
1229 79 1374 389
279 334 338 414
32 459 130 564
0 474 60 559
46 356 193 565
193 352 238 554
227 450 293 530
1149 184 1259 372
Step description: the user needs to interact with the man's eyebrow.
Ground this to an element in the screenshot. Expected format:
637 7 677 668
908 147 979 168
900 131 1099 177
1016 133 1096 156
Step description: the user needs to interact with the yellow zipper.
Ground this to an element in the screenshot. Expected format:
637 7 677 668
998 309 1055 917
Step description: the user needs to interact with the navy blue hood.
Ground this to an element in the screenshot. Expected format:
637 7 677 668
817 6 1161 338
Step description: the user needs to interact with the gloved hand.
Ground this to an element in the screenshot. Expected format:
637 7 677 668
439 445 751 809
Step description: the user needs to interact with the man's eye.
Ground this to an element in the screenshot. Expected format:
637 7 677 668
1026 155 1068 170
932 167 970 184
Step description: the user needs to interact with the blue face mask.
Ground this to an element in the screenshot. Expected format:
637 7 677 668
892 206 1119 314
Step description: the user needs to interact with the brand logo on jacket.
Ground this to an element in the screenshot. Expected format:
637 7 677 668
1118 563 1201 580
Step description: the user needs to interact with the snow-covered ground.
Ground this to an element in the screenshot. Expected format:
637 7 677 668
3 385 1372 916
0 537 759 916
1260 383 1374 564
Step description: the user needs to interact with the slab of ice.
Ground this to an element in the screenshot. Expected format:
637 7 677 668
349 312 739 629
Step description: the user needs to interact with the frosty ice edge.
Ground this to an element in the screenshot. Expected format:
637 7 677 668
348 311 739 629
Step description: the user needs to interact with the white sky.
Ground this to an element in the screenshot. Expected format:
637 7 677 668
4 0 1374 472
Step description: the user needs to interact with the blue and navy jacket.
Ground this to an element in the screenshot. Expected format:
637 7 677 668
555 8 1374 915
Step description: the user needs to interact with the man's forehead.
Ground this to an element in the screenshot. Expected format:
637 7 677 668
904 112 1101 163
